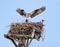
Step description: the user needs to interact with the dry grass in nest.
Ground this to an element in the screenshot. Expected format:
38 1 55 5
5 20 44 41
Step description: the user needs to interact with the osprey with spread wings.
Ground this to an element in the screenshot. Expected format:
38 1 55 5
16 6 46 18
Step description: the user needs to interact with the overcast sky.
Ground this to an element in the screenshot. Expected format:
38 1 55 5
0 0 60 47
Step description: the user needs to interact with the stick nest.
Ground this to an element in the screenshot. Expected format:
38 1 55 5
8 21 44 40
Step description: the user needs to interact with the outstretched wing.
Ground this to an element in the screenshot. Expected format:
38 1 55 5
16 8 26 16
30 6 46 18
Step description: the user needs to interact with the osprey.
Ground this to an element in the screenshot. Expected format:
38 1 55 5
16 6 46 22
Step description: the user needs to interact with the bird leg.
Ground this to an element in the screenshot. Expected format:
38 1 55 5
25 19 28 23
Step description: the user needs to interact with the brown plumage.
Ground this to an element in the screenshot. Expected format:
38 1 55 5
16 6 46 18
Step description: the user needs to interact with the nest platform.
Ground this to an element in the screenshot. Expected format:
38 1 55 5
4 21 44 47
4 21 44 40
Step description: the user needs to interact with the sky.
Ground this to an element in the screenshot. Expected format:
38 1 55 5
0 0 60 47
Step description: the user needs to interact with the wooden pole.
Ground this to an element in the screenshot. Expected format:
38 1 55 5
18 38 26 47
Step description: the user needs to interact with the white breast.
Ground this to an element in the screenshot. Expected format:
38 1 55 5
26 13 31 18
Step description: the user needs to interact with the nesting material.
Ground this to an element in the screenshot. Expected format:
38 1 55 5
6 21 44 41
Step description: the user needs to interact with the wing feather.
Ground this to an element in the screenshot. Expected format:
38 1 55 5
16 9 26 16
30 6 46 18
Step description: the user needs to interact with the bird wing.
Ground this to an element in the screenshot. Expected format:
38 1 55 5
30 6 46 18
16 8 26 16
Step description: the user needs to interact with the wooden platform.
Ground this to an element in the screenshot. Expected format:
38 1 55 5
4 34 34 40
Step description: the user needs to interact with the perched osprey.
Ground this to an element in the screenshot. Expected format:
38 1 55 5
16 6 46 18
